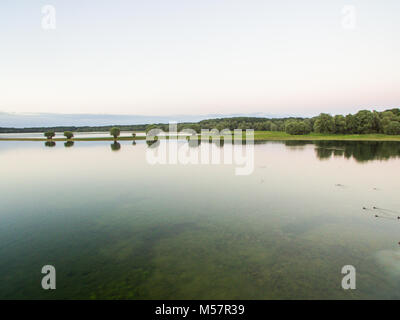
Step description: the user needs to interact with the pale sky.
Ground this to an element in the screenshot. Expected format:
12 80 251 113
0 0 399 116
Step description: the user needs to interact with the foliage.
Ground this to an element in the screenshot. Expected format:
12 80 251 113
285 120 311 135
383 121 400 135
3 108 400 136
64 131 74 139
313 113 335 133
44 131 55 139
110 127 121 139
334 115 346 134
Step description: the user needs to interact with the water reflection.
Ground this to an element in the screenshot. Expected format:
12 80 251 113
281 140 400 162
146 139 159 148
283 140 310 148
1 138 400 299
314 141 400 162
110 142 121 151
188 138 201 148
31 139 400 163
44 141 56 147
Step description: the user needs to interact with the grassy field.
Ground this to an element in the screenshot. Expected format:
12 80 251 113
1 131 400 142
250 131 400 141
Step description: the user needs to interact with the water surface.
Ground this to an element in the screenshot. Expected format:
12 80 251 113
0 139 399 299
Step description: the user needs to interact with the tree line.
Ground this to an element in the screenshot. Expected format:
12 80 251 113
284 109 400 135
144 108 400 136
2 108 400 136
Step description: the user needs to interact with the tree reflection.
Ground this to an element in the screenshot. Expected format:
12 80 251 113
110 142 121 151
314 141 400 162
284 141 312 148
280 140 400 162
45 141 56 147
188 137 201 148
146 139 159 148
64 141 74 148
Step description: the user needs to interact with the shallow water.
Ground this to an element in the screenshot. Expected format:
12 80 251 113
0 131 145 139
0 139 399 299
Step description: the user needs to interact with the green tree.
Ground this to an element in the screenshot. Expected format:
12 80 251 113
64 131 74 140
345 114 356 134
254 123 264 131
285 120 310 135
145 124 160 134
264 121 272 131
334 115 346 134
44 131 55 140
372 111 382 133
383 121 400 135
314 113 335 133
110 127 120 140
303 119 312 133
381 111 395 133
354 110 376 134
270 123 278 131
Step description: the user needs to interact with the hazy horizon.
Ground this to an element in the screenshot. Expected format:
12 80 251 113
1 1 399 117
0 105 398 128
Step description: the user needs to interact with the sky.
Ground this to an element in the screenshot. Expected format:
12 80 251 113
0 0 399 118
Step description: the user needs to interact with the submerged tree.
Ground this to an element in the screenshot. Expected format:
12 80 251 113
64 131 74 140
44 131 55 140
110 127 121 140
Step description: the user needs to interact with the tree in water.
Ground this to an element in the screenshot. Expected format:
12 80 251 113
44 131 55 140
64 131 74 140
110 127 121 140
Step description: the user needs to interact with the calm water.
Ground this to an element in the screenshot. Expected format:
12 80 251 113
0 139 400 299
0 131 145 139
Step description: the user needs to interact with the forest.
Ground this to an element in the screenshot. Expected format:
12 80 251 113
146 108 400 136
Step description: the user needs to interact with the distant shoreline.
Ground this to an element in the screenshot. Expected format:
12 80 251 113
1 131 400 142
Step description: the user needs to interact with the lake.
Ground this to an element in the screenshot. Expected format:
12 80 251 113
0 132 146 139
0 139 399 299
